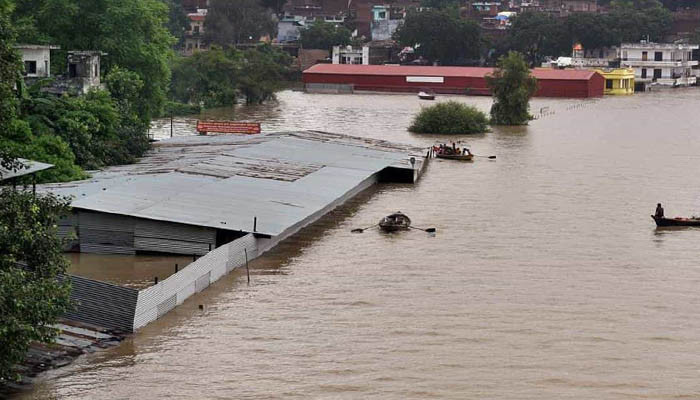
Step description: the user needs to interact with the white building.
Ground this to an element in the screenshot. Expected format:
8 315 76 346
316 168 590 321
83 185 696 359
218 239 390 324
620 42 698 87
332 45 369 65
183 9 207 56
16 44 60 78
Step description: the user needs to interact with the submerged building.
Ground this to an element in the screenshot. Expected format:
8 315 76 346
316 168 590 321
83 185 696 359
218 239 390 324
303 64 605 98
620 42 698 88
40 130 426 332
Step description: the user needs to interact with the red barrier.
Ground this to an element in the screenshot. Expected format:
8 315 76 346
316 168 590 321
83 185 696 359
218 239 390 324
196 120 261 135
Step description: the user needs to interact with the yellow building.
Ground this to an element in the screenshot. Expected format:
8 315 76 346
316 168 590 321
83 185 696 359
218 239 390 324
594 68 635 95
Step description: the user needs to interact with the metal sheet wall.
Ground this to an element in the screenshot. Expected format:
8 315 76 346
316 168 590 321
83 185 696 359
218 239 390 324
134 219 215 256
63 274 139 332
78 211 135 255
132 234 259 330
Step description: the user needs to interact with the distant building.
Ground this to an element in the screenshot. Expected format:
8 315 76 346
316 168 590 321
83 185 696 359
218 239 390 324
183 9 208 56
332 45 369 65
15 44 60 78
278 15 307 43
620 42 698 87
594 68 635 95
570 43 618 68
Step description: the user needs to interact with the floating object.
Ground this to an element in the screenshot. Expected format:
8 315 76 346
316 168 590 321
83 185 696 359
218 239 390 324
418 90 435 100
473 155 497 159
435 153 474 161
651 215 700 227
379 212 412 232
196 120 261 135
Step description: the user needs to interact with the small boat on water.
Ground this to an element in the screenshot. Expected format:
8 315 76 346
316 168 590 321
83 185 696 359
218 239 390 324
651 215 700 227
418 90 435 100
435 153 474 161
379 212 412 232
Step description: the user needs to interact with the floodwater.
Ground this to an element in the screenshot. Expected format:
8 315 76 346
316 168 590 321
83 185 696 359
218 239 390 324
16 89 700 399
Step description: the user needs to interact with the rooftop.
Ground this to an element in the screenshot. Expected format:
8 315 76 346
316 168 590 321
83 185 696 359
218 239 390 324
0 158 54 181
621 42 699 50
39 131 425 237
304 64 601 81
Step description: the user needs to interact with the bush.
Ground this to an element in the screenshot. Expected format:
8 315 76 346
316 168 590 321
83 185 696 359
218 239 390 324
408 101 489 134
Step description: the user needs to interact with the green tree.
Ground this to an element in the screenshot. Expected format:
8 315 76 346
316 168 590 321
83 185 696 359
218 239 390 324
607 0 671 42
299 20 351 50
0 188 73 382
14 0 175 121
409 101 489 134
170 48 242 107
565 13 615 52
394 9 481 65
204 0 276 46
238 44 293 104
163 0 190 49
486 51 537 126
506 11 569 66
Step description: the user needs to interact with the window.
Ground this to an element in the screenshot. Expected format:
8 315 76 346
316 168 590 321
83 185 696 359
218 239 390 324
642 51 647 61
641 68 647 79
378 11 386 19
654 51 662 61
605 79 613 89
69 63 77 78
24 60 37 75
653 68 662 79
194 25 200 34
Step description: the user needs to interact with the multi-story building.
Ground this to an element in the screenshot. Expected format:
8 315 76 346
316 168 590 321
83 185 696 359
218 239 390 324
620 42 698 87
183 9 208 56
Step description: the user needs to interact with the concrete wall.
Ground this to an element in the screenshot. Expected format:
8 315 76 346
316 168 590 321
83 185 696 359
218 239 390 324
20 48 51 78
132 234 259 330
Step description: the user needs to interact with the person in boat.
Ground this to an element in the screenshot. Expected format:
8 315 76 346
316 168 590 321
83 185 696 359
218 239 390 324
462 147 473 156
655 203 664 219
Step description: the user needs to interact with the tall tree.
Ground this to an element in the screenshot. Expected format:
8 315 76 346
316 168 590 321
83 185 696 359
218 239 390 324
394 9 481 65
299 20 351 50
0 4 73 381
204 0 276 46
0 188 73 382
486 51 537 126
506 11 569 66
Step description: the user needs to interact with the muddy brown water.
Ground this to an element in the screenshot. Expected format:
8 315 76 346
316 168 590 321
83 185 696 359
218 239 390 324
15 89 700 399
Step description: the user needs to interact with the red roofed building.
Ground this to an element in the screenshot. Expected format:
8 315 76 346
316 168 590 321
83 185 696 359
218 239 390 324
302 64 604 98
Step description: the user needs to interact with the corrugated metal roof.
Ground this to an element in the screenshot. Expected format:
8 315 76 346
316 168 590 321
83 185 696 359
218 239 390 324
0 158 54 181
40 131 425 237
304 64 600 81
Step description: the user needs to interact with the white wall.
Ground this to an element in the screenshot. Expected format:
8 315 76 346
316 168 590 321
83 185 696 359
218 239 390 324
20 48 51 77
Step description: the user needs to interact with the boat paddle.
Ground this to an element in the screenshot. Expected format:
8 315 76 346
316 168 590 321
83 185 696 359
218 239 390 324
473 155 497 159
351 224 378 233
409 226 437 233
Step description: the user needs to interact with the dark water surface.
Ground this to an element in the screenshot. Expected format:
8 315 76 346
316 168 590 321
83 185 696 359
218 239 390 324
17 89 700 399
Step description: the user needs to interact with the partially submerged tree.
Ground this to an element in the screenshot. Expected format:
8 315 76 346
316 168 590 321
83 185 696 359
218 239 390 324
486 51 537 126
409 101 489 134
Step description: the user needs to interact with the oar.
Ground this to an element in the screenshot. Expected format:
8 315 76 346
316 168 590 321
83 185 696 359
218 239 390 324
352 224 378 233
473 155 497 159
409 226 437 233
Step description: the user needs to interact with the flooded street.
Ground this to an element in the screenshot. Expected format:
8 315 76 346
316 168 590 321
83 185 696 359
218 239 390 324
17 89 700 399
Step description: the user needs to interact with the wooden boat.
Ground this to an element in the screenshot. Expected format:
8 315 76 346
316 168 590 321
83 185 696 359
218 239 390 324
651 215 700 227
379 212 412 232
418 91 435 100
436 153 473 161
